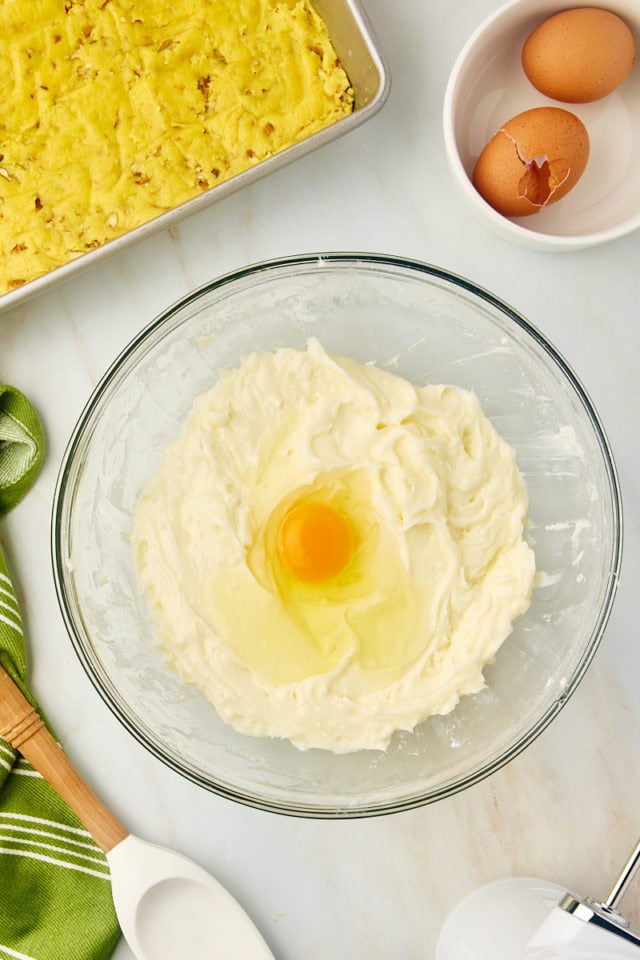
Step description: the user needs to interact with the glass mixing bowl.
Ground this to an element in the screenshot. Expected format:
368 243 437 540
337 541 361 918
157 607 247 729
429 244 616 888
52 254 622 817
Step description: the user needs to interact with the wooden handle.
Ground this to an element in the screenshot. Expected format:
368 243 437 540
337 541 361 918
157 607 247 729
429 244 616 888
0 665 129 853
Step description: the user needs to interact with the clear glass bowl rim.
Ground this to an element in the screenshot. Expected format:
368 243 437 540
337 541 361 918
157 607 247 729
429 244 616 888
51 252 624 818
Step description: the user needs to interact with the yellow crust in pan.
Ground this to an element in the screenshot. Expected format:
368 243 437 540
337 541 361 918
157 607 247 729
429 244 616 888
0 0 353 292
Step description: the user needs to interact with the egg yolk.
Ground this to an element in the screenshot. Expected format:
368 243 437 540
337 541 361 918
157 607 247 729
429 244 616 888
276 502 354 584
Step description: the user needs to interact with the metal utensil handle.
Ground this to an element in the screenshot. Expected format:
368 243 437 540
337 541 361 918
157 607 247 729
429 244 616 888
606 837 640 911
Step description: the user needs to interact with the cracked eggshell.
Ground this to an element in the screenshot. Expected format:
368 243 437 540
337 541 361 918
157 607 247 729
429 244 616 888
472 107 590 218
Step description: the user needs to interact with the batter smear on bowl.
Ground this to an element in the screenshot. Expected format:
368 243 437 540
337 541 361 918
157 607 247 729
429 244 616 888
133 340 536 752
0 0 353 292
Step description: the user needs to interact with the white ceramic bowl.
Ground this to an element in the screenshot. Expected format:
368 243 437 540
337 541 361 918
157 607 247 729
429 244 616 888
53 254 621 817
443 0 640 251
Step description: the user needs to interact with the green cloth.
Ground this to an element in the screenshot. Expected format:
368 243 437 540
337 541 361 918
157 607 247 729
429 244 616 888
0 384 121 960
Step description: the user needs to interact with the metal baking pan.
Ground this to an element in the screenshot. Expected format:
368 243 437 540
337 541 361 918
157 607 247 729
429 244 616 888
0 0 389 315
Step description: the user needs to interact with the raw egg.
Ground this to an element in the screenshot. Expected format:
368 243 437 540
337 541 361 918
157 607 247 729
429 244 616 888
472 107 589 217
240 467 424 684
277 501 354 584
522 8 636 103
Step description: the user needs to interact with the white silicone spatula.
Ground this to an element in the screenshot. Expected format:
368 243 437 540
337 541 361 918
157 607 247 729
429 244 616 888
0 666 276 960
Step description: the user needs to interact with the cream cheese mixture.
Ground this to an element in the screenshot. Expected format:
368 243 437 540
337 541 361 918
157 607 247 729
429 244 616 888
133 339 535 752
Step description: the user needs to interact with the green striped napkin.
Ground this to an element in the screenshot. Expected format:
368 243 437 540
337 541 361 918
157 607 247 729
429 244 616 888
0 384 120 960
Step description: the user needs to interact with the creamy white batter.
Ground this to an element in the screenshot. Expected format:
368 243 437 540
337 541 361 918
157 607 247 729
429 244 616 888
133 339 535 752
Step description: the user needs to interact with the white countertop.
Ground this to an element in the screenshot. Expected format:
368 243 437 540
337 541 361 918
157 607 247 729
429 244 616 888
2 0 639 955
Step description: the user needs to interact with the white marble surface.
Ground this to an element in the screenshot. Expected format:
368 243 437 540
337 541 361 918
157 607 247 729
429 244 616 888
2 0 640 955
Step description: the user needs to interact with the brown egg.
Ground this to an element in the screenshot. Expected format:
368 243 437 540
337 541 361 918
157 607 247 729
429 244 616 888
522 8 636 103
472 107 589 218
